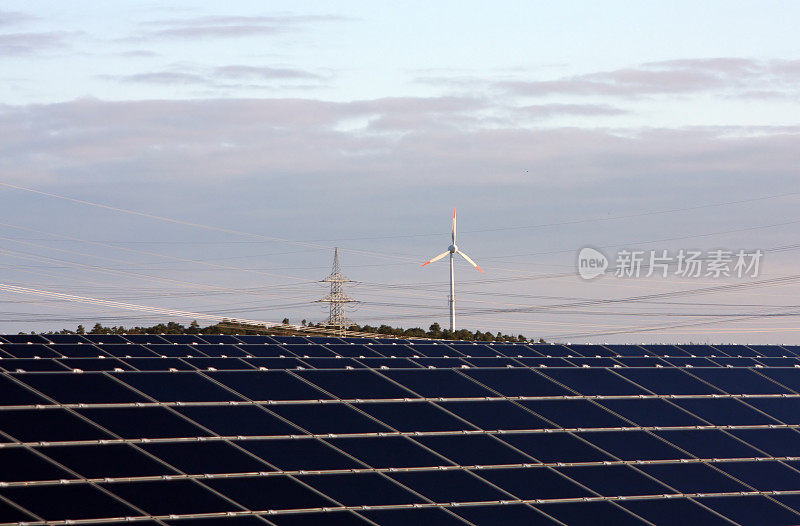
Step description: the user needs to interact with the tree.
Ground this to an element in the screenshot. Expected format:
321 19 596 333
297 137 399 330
76 325 85 335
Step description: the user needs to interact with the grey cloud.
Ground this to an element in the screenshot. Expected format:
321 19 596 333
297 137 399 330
135 14 348 40
112 64 328 88
115 50 160 58
494 58 800 98
0 31 72 55
117 71 208 85
212 65 323 81
0 98 796 192
0 10 38 27
518 103 628 118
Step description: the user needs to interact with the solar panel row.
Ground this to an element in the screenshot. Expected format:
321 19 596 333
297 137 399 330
3 335 800 525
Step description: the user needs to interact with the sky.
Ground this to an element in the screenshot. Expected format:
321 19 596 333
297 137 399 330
1 1 800 343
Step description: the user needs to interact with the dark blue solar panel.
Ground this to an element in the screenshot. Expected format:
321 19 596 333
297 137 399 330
535 501 646 526
500 432 613 463
140 441 270 474
83 335 129 345
206 371 330 401
78 406 210 439
522 399 634 428
49 344 105 358
731 428 800 457
598 398 706 427
461 368 572 396
324 344 383 357
717 461 800 490
620 498 735 526
58 357 135 371
299 473 424 506
114 371 243 402
327 436 450 468
578 431 686 461
448 343 498 357
637 463 750 493
1 344 59 358
476 466 593 499
0 447 74 482
193 344 248 357
0 408 111 442
0 358 70 372
437 400 554 430
121 357 194 370
414 434 531 465
615 368 722 395
687 368 791 394
175 405 300 436
103 479 239 515
566 344 615 357
697 496 800 525
0 374 52 405
41 443 175 478
270 403 391 434
1 335 50 344
676 344 721 357
673 398 780 425
750 344 794 357
557 464 675 496
282 344 336 357
145 344 203 357
363 507 469 526
354 401 476 432
529 344 572 356
640 344 689 356
380 369 495 398
0 484 137 520
10 335 800 524
99 344 158 357
236 344 292 357
239 438 363 471
389 469 512 502
656 430 764 459
296 369 416 399
18 372 147 404
122 334 170 344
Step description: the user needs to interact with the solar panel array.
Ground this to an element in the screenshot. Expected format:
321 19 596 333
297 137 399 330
4 334 800 525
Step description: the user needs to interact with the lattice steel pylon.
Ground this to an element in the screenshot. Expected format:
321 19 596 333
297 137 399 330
317 247 356 332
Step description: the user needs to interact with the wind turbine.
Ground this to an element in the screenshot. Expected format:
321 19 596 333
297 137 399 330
422 208 484 333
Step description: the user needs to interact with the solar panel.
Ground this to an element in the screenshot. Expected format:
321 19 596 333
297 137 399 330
5 336 800 524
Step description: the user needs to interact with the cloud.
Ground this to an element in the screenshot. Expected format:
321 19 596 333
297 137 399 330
212 65 324 81
111 64 328 88
116 71 208 85
115 50 160 58
0 97 796 194
133 14 348 40
0 10 38 27
435 58 800 98
0 31 72 56
517 103 628 118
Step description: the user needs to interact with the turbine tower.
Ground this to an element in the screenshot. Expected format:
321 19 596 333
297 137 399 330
421 208 484 333
318 247 356 331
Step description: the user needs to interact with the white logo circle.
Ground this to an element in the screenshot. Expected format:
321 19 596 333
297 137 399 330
577 247 608 280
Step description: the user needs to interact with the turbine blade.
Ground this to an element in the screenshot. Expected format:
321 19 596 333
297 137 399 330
457 250 485 273
421 251 450 267
452 207 457 244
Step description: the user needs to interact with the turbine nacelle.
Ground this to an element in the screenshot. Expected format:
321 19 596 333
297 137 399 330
448 244 457 253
